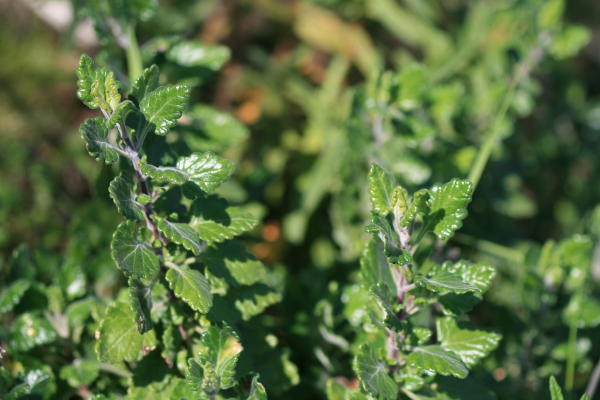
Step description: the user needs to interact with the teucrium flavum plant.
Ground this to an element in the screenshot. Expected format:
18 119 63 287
329 164 501 399
75 50 275 398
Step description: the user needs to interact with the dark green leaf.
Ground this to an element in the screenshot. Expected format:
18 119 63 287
406 346 468 378
111 221 160 279
191 196 258 245
0 279 30 313
131 65 160 103
157 219 203 255
436 317 501 367
109 174 144 221
415 271 478 294
140 84 190 135
353 345 398 400
427 178 473 240
176 152 235 193
129 278 153 333
80 118 120 164
165 263 212 313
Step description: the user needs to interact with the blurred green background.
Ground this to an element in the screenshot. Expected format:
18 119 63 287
2 0 600 398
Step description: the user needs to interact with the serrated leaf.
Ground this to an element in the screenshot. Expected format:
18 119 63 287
400 189 430 226
428 178 473 240
10 313 57 351
96 301 156 363
0 279 30 313
247 375 267 400
353 345 398 400
76 55 120 111
176 152 235 193
109 174 144 221
166 41 231 70
157 219 203 255
190 196 258 245
436 317 501 367
201 241 268 286
360 237 396 294
415 271 478 294
234 286 282 321
111 221 160 279
129 278 153 334
140 84 189 135
549 376 563 400
406 346 468 378
187 325 243 393
368 164 397 216
140 162 187 185
127 375 195 400
365 214 406 263
131 65 160 103
166 263 212 313
80 118 120 164
108 100 137 128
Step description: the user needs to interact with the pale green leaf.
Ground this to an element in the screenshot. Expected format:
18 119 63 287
131 65 160 103
247 375 267 400
10 313 57 351
368 164 396 216
0 279 30 313
76 53 120 110
187 325 243 392
428 178 473 240
176 152 235 193
80 118 120 164
436 317 501 367
165 263 212 313
59 359 99 388
157 219 203 255
4 370 53 400
191 196 258 245
140 84 190 135
127 375 195 400
128 278 153 334
400 189 430 226
415 271 478 294
201 241 268 286
360 237 396 297
563 294 600 328
109 174 144 221
166 41 231 70
140 162 187 185
406 346 468 378
184 105 249 152
353 345 398 400
234 286 282 321
549 376 563 400
96 301 156 363
111 221 160 279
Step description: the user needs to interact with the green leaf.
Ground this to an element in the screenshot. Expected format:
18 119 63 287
129 278 153 334
234 286 282 321
400 189 430 226
201 241 268 286
415 271 478 294
563 294 600 328
176 152 235 193
353 345 398 400
10 313 57 351
96 301 157 363
131 65 160 103
427 178 473 240
406 346 468 378
59 359 99 388
165 263 212 313
140 84 190 135
368 164 397 216
191 196 258 245
549 376 563 400
127 375 195 399
157 219 203 255
80 118 120 164
247 375 268 400
0 279 30 313
76 55 121 111
186 325 243 393
166 41 231 70
5 370 53 400
184 105 249 151
111 221 160 279
108 100 137 128
140 162 187 185
436 317 501 367
360 238 396 296
109 174 144 221
365 214 406 263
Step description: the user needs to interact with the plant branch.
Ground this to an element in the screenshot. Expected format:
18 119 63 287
468 32 551 191
585 356 600 398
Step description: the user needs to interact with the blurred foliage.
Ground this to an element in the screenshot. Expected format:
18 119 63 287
1 0 600 398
